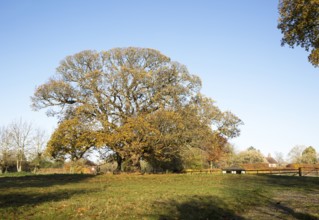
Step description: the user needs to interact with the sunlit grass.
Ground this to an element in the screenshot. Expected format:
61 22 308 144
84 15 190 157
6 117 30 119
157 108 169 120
0 173 318 219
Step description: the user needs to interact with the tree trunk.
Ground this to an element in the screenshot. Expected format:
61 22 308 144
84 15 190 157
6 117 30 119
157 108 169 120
33 166 38 174
16 160 22 172
131 156 141 172
115 153 123 172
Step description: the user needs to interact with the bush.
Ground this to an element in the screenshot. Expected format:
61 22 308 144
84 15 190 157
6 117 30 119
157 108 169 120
286 163 319 169
63 160 95 174
99 162 117 173
140 160 154 173
240 163 269 170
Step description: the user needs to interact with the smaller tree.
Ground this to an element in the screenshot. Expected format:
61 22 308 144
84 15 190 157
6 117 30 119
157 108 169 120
202 133 228 169
46 117 97 161
217 143 236 168
0 126 15 173
9 119 33 172
288 145 305 163
247 146 257 151
234 147 265 164
301 146 317 164
29 128 48 172
1 120 49 173
274 151 285 167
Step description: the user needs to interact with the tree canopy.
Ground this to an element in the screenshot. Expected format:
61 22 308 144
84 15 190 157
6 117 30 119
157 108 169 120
278 0 319 66
234 147 265 164
301 146 317 164
32 47 242 171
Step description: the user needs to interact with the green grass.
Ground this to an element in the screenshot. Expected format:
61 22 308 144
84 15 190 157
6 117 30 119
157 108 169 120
0 173 318 219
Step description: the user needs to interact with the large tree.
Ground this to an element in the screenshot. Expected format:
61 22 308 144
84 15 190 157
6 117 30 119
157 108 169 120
278 0 319 66
32 47 242 171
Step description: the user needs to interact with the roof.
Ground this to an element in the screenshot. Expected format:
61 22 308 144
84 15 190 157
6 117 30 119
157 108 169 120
265 157 277 164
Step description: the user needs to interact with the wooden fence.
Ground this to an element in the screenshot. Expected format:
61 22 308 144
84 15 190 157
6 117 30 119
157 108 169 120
184 167 319 177
35 167 319 176
184 169 221 174
245 167 319 177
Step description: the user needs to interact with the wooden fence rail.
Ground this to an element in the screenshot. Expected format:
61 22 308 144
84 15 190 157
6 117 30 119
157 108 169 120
184 167 319 177
184 169 220 174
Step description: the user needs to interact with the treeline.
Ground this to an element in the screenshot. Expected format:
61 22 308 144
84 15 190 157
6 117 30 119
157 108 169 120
1 118 318 173
0 119 62 173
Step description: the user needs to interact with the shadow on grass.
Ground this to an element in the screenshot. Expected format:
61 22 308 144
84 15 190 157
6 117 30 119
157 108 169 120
0 189 94 208
0 174 94 189
274 203 319 220
261 175 319 190
156 195 245 220
235 175 319 220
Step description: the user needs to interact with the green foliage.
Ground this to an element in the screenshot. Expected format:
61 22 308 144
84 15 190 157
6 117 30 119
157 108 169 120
181 147 207 170
139 160 154 173
278 0 319 66
247 146 257 151
234 148 265 164
46 117 97 161
288 145 305 163
63 159 93 174
32 159 64 169
99 162 117 173
301 146 317 164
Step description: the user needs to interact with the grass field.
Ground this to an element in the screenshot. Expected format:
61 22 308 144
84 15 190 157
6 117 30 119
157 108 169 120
0 173 318 220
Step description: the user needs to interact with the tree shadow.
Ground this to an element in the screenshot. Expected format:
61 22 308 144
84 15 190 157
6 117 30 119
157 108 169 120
260 175 319 189
274 203 319 220
0 174 94 189
0 174 97 211
0 189 96 208
239 175 319 220
156 195 245 220
260 175 319 198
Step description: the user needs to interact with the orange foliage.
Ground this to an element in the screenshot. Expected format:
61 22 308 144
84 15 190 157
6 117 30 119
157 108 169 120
286 163 319 169
241 163 270 170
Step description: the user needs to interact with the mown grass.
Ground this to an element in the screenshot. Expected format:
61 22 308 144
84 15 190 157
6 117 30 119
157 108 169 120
0 173 318 219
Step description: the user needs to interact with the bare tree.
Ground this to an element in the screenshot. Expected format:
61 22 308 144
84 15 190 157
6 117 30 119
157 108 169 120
274 152 285 167
9 119 33 172
0 126 14 173
288 145 305 164
30 128 48 172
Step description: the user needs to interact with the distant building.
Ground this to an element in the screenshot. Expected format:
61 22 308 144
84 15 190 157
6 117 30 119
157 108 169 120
265 154 278 168
222 166 246 174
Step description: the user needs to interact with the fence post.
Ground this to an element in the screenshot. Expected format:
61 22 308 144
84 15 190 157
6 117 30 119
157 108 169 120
298 167 302 177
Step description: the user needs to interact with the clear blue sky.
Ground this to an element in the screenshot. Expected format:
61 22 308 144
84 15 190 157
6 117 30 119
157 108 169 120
1 1 318 158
